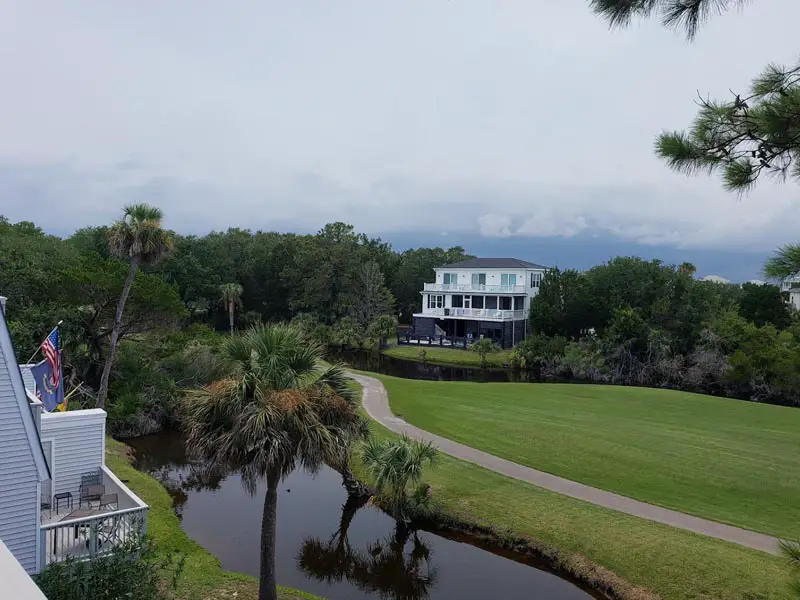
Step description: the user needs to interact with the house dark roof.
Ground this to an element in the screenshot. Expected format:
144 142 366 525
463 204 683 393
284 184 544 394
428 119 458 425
438 257 549 270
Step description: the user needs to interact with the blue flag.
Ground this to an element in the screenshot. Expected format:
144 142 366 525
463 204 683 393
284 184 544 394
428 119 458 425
30 358 64 412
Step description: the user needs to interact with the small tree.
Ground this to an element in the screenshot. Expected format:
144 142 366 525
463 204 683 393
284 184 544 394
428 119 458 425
218 283 243 335
332 316 364 348
471 338 500 368
367 315 399 349
97 203 173 409
360 435 438 521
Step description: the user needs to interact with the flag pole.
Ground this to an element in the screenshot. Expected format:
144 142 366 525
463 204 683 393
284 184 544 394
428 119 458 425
24 320 63 365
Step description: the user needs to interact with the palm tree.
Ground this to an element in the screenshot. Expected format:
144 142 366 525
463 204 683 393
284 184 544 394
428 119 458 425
96 203 173 409
219 283 244 334
781 540 800 598
678 262 697 276
360 435 437 521
182 323 368 600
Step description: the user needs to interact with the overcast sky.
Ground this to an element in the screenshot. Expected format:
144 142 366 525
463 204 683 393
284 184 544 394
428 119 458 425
1 0 798 251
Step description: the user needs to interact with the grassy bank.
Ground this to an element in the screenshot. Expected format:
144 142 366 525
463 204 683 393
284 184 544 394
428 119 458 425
105 438 322 600
378 375 800 540
383 344 513 367
351 376 794 600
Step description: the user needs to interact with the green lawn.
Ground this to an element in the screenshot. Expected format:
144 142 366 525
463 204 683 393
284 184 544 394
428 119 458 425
350 380 794 600
383 344 513 367
376 375 800 540
106 438 322 600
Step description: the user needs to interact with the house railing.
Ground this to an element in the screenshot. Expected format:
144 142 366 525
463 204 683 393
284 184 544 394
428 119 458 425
39 506 147 569
423 283 527 294
39 465 148 571
423 308 526 320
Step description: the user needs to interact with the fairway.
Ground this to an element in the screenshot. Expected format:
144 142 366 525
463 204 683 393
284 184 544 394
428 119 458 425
378 375 800 540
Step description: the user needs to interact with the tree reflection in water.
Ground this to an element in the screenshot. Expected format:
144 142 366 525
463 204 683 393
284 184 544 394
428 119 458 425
298 494 438 600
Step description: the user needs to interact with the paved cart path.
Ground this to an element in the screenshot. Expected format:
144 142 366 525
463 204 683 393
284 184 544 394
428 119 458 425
351 373 782 555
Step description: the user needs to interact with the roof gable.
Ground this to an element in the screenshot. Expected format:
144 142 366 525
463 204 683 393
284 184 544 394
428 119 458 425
438 257 549 270
0 309 50 482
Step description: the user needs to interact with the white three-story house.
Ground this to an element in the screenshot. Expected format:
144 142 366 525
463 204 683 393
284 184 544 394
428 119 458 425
411 258 548 348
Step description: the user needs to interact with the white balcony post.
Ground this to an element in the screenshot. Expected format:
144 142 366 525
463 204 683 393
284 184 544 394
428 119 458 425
38 528 46 573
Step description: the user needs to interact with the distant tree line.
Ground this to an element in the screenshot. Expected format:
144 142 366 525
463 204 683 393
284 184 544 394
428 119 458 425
517 257 800 406
0 214 469 433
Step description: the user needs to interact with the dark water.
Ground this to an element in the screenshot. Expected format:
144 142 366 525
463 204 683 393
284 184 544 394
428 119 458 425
327 348 530 383
128 432 593 600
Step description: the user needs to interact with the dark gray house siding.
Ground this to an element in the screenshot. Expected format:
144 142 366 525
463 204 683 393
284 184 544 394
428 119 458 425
412 316 436 337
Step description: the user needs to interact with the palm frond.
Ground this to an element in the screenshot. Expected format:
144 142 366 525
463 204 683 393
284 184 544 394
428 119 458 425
182 322 366 494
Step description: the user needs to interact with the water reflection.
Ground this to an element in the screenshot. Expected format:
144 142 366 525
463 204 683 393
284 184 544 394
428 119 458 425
128 431 594 600
298 495 438 600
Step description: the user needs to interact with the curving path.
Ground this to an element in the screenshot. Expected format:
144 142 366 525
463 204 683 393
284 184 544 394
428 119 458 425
350 373 782 555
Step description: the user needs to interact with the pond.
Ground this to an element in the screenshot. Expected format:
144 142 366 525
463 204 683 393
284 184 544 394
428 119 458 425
326 348 529 383
128 431 595 600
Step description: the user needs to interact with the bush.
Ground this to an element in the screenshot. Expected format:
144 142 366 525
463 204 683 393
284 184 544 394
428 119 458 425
36 535 183 600
558 340 609 382
510 335 567 376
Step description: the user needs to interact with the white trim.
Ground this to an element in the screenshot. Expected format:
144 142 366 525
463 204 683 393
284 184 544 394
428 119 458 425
41 409 107 431
0 309 50 481
34 480 41 574
100 465 148 509
40 438 56 503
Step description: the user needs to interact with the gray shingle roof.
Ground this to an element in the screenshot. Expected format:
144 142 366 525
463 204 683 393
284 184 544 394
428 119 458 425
438 257 549 269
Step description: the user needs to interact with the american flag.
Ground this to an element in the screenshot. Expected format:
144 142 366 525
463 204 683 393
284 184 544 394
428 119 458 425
41 328 61 387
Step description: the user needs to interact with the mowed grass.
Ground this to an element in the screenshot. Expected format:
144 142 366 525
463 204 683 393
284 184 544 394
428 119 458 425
351 392 793 600
383 344 513 367
106 438 322 600
376 375 800 540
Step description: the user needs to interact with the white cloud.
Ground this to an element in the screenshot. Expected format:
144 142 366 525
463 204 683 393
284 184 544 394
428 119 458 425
477 214 512 237
0 0 798 249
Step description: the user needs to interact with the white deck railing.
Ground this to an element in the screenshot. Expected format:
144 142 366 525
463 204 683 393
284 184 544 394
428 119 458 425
39 465 148 571
424 308 526 320
423 283 527 294
39 506 147 569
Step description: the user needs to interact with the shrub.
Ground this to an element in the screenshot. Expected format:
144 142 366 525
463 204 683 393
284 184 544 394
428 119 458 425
471 338 500 368
510 335 567 377
36 535 183 600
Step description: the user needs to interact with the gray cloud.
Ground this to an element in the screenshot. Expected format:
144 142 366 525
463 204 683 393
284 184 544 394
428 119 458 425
0 0 798 249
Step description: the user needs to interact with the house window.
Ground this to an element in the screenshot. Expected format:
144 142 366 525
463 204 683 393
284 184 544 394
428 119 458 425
485 296 498 309
427 295 443 309
501 274 517 287
500 297 512 310
471 273 486 287
443 273 458 286
451 295 463 308
472 295 484 309
531 272 542 288
514 296 524 310
464 296 471 309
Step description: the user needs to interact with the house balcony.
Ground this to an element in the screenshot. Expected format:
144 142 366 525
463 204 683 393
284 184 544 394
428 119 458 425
39 465 148 570
423 283 527 294
421 308 526 321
